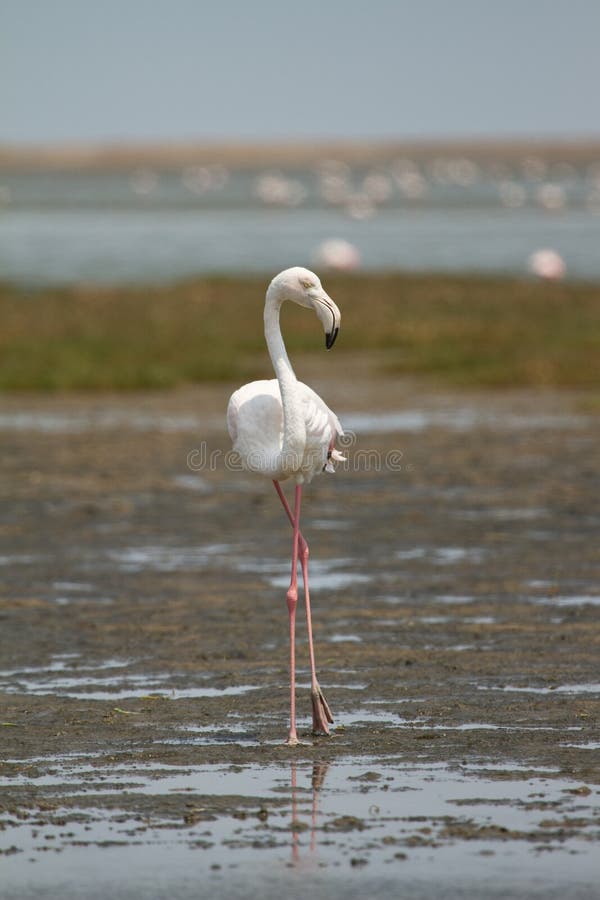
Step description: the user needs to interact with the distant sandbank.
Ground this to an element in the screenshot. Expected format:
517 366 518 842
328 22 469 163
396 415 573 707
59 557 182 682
1 137 600 171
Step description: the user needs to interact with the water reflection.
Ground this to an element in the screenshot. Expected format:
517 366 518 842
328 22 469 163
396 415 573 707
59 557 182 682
289 760 329 866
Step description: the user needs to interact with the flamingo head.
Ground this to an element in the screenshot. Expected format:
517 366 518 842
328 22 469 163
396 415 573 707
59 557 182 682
267 266 341 349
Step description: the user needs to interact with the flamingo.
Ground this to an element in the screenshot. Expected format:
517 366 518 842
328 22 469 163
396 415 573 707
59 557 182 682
227 267 345 746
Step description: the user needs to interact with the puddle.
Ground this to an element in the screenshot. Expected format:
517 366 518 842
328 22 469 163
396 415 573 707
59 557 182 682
436 595 476 604
0 760 250 792
455 508 548 521
342 410 590 434
108 543 232 573
0 656 133 680
1 756 598 899
328 634 363 643
0 654 367 703
379 592 477 607
314 707 585 735
0 410 214 434
394 720 583 735
478 683 600 696
559 741 600 750
434 547 486 564
395 547 486 565
171 474 212 493
0 407 589 437
0 674 262 701
337 709 406 727
3 749 133 766
53 596 114 607
268 571 371 591
0 655 263 700
308 681 367 692
104 546 372 592
0 553 49 566
238 556 372 591
457 761 562 774
531 595 600 608
311 518 353 530
396 547 427 560
52 581 94 592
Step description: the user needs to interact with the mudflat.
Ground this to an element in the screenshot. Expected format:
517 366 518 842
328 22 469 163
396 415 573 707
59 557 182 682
1 374 599 898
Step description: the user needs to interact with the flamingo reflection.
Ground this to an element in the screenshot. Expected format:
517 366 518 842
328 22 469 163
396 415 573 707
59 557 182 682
289 760 329 865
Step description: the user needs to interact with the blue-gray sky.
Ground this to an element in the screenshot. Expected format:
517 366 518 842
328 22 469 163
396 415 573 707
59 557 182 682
2 0 599 144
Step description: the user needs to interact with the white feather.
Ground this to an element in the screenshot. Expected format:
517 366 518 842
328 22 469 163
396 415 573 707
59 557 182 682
226 266 344 484
228 378 343 483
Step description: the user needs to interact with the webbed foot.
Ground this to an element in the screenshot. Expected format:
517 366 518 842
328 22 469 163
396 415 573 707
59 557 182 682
311 684 334 736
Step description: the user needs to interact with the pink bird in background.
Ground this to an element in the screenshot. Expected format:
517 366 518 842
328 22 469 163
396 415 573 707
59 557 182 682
528 248 566 280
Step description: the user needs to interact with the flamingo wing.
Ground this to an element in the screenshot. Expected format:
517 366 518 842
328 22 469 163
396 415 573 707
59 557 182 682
297 382 345 480
227 379 344 482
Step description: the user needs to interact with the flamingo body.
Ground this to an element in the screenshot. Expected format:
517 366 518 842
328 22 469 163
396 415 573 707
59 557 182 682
227 378 343 483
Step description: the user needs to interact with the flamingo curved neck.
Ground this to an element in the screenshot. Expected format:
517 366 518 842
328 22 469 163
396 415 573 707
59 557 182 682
264 293 306 463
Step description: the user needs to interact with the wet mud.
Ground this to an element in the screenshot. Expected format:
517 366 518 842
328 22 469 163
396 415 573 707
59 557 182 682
1 372 599 898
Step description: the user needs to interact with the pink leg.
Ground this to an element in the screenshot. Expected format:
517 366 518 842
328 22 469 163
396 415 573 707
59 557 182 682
284 484 302 746
274 481 333 737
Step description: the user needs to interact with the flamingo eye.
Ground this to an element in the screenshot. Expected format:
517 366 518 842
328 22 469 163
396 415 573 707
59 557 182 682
301 280 314 289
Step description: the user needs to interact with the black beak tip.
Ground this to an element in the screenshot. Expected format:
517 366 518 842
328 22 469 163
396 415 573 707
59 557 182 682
325 327 339 350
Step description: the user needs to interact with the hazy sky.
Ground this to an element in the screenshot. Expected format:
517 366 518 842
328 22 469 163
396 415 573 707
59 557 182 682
2 0 599 144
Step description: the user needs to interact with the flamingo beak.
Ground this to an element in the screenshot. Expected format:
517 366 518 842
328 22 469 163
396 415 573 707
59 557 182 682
315 293 341 351
325 327 339 350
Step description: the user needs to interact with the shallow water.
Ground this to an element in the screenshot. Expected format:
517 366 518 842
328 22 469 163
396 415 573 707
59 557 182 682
531 594 600 608
0 409 211 434
2 163 600 286
1 755 598 900
107 543 232 573
0 653 266 700
0 407 590 435
0 669 263 702
479 683 600 696
342 410 590 434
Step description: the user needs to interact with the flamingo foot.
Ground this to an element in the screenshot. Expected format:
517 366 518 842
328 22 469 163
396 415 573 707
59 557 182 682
311 684 334 736
285 731 301 747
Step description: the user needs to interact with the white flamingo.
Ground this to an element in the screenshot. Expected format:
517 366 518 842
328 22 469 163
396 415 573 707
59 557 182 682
227 267 345 745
